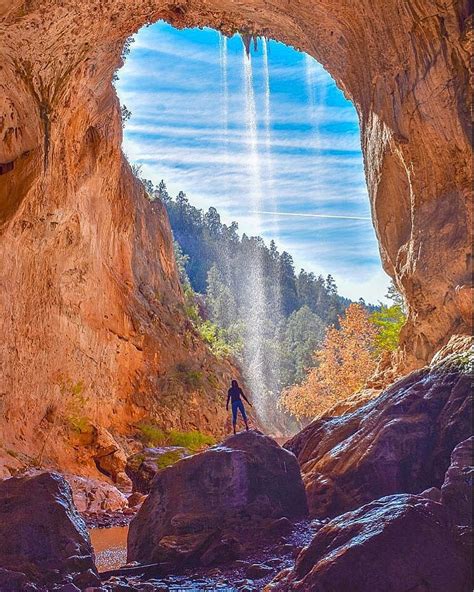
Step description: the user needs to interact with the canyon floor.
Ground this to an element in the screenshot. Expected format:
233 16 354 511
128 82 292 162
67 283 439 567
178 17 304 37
0 336 472 592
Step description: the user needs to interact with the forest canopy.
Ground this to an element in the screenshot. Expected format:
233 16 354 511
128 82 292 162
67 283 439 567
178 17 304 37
145 178 404 430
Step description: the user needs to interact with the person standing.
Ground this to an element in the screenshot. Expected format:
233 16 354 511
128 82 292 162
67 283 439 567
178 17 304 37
226 379 252 434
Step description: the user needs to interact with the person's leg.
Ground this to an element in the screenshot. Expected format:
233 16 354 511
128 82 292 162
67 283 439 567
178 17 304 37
238 401 249 431
231 401 238 434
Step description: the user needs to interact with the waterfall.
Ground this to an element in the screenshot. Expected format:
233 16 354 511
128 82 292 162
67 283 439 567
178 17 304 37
219 33 234 284
305 52 327 204
304 53 316 116
262 37 282 400
262 38 276 225
305 52 328 146
219 34 229 149
242 45 267 424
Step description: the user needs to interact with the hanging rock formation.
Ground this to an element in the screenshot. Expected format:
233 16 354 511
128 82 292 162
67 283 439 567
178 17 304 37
0 1 471 470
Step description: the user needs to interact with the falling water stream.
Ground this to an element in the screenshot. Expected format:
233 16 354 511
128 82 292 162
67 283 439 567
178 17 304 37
305 53 328 179
262 39 275 205
219 34 229 166
241 45 268 424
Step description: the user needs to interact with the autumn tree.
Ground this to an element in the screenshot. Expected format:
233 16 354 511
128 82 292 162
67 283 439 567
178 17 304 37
279 303 378 421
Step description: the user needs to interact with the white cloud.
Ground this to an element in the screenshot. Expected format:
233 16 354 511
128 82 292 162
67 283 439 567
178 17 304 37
118 22 388 301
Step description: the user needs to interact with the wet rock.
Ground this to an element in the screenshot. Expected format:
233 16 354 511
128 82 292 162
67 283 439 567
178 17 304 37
111 584 138 592
265 558 284 568
0 567 33 592
263 517 293 538
286 356 472 517
66 474 128 513
238 584 257 592
135 583 167 592
93 428 130 486
128 431 307 567
0 472 97 589
245 563 274 579
125 447 189 494
127 492 147 508
267 494 472 592
199 534 242 567
55 584 81 592
146 531 213 568
72 568 101 589
420 486 442 502
440 436 473 527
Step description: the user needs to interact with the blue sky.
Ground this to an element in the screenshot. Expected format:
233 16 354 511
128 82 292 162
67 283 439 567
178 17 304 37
117 22 389 303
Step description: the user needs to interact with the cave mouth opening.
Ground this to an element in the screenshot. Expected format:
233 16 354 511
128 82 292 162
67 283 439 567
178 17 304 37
114 21 390 434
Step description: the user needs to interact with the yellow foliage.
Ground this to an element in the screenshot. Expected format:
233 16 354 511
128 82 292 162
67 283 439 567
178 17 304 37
279 304 378 420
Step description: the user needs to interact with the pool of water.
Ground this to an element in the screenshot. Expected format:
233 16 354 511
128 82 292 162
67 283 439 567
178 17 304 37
89 525 128 572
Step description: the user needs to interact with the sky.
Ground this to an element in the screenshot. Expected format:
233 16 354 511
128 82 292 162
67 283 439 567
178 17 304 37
116 22 390 303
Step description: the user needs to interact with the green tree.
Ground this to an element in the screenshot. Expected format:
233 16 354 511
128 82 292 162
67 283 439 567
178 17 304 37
281 306 326 386
206 264 237 329
386 280 406 312
156 180 171 204
370 304 406 352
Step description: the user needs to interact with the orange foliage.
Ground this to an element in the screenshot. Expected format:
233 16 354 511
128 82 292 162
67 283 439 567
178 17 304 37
279 303 378 420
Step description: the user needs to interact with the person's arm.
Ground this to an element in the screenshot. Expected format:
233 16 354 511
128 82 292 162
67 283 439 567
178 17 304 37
226 391 231 410
240 389 252 406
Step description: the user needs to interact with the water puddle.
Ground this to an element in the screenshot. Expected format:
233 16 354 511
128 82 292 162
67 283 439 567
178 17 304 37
89 525 128 572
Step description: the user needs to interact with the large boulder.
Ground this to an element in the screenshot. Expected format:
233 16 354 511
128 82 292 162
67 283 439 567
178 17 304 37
0 472 99 590
440 436 473 527
65 474 128 513
266 494 472 592
125 446 190 494
127 431 308 567
286 352 472 517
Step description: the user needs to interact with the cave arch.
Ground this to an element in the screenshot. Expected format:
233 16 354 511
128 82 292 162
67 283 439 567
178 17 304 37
0 1 471 463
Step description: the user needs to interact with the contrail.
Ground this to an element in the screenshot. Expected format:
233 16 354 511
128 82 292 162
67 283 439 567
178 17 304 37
251 210 372 221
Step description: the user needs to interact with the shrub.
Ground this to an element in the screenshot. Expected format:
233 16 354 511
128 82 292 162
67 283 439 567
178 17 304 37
136 423 215 452
174 363 203 388
167 430 215 451
137 423 167 446
68 415 91 434
155 449 185 469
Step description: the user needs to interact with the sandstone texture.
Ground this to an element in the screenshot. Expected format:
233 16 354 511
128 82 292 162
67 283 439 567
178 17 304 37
65 473 128 513
0 472 99 590
285 341 472 517
125 446 190 494
440 436 473 527
0 0 472 472
127 431 307 567
266 494 472 592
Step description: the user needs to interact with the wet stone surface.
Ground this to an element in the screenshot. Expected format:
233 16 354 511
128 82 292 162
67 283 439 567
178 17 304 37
96 519 321 591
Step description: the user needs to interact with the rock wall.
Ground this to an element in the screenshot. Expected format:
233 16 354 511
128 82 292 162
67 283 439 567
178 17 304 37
285 336 473 518
0 1 471 469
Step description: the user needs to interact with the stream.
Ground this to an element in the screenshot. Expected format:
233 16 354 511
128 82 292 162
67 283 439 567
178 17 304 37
88 519 317 591
89 525 128 572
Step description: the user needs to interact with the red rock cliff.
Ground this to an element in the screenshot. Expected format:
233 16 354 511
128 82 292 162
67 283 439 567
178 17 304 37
0 0 471 470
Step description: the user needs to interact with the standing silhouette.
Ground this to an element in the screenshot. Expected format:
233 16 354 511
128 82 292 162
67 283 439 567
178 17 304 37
226 379 252 434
